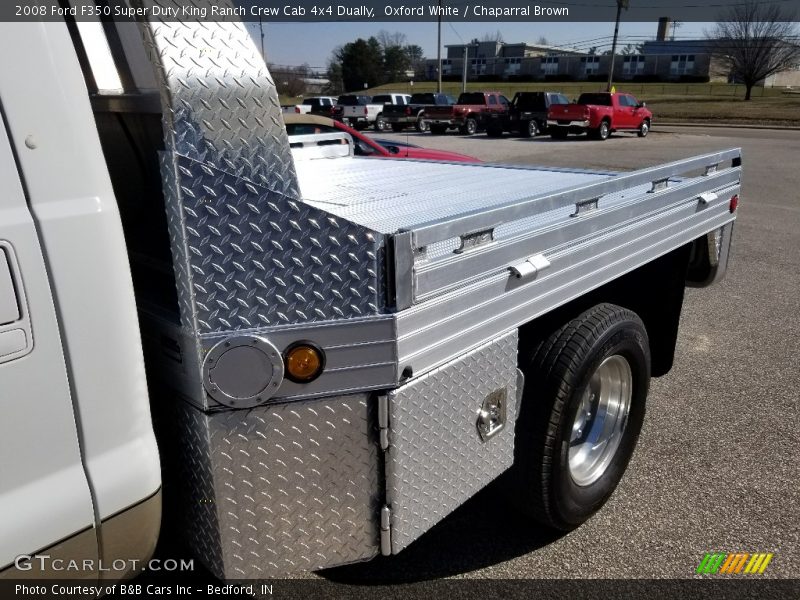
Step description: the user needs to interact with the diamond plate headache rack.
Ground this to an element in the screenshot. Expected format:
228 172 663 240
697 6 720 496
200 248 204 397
389 148 742 309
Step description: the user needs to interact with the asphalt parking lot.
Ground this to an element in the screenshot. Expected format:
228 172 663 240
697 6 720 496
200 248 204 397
310 125 798 582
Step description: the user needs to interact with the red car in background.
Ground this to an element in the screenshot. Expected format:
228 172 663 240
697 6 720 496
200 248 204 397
283 114 481 163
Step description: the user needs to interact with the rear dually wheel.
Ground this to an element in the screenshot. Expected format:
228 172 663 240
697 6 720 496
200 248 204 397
510 303 650 530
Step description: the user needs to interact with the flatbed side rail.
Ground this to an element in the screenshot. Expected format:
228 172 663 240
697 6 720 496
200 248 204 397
390 148 741 310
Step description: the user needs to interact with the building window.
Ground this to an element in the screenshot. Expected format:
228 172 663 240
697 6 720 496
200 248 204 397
442 59 452 75
670 54 695 75
471 58 486 75
504 57 521 75
623 55 645 75
541 56 559 75
581 56 600 75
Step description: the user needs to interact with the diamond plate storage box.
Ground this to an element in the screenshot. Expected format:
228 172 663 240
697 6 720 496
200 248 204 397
383 331 519 554
172 395 381 578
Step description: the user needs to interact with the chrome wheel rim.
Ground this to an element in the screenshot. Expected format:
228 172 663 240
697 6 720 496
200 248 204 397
641 122 649 136
529 121 538 136
568 354 632 486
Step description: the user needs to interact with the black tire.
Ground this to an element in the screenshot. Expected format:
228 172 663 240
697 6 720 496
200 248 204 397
638 118 650 138
486 122 504 137
374 114 387 132
429 124 447 135
592 120 611 140
521 119 539 138
460 117 478 135
415 115 429 133
391 123 405 133
550 127 568 139
510 303 650 531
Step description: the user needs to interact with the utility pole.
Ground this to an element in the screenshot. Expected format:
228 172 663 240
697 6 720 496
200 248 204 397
606 0 629 92
436 0 442 93
259 16 265 61
462 44 468 93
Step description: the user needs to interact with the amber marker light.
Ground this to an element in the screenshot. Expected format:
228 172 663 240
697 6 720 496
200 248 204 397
284 342 325 383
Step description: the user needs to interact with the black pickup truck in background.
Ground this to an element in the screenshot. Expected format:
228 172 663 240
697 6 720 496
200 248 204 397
382 92 457 132
486 91 571 137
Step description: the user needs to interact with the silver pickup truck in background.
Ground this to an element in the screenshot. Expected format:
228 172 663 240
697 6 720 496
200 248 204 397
0 8 740 584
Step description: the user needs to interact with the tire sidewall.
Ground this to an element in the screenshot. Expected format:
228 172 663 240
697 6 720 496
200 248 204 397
465 118 477 135
527 120 539 137
550 325 649 528
639 119 650 137
599 121 610 140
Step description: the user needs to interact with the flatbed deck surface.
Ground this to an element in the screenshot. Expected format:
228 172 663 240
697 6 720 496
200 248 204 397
295 158 621 234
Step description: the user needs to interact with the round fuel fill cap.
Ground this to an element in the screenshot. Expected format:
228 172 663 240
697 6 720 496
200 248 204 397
202 336 284 408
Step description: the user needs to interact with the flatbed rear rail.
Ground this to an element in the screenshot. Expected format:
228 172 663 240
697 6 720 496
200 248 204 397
390 148 742 309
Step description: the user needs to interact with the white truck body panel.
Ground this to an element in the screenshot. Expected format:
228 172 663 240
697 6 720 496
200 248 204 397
0 22 161 524
0 96 96 568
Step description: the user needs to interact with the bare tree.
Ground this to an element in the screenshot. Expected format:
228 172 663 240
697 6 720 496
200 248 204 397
478 30 505 43
269 63 309 97
377 30 407 50
707 1 800 100
536 36 549 46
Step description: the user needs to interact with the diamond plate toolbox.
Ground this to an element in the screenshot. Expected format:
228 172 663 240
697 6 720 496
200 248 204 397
173 394 381 578
384 331 518 553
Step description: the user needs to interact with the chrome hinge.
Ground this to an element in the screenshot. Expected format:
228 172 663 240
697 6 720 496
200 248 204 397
380 506 392 556
378 394 390 450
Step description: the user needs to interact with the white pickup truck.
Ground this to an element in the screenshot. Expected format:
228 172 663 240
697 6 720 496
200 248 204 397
280 96 338 116
332 92 411 130
0 9 740 584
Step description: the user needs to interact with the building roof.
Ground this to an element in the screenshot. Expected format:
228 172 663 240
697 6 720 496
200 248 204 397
641 39 718 55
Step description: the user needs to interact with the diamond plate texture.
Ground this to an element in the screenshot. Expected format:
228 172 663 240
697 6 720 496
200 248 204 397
137 4 382 337
173 395 381 578
136 0 298 195
385 331 518 553
164 154 380 333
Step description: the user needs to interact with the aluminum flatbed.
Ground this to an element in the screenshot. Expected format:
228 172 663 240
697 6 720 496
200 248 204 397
0 10 741 581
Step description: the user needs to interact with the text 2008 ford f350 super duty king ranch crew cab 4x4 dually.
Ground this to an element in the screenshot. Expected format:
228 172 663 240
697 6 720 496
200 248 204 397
548 92 653 140
0 6 740 583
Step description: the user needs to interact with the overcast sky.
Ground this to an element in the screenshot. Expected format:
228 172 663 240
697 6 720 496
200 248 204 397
250 21 713 69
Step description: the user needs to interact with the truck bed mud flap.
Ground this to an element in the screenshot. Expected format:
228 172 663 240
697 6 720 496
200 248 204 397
379 330 519 554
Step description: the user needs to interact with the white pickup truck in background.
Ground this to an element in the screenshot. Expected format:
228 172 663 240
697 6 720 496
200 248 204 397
0 8 741 585
332 92 411 130
280 96 338 116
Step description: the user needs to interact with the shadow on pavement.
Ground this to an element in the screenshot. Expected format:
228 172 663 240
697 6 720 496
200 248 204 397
321 477 563 585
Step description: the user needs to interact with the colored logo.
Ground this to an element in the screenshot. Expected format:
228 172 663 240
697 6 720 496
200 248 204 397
696 552 774 575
